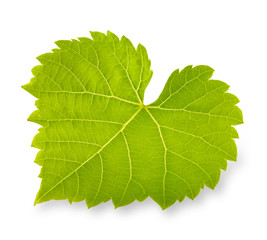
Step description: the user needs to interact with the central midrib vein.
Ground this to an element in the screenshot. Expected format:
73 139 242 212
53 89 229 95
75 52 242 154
145 108 167 208
35 107 142 204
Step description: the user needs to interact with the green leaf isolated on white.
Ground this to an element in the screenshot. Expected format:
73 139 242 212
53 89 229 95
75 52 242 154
23 31 243 209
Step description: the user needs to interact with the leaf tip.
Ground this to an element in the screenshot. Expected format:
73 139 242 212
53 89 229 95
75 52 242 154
21 84 27 91
90 31 107 41
34 196 40 206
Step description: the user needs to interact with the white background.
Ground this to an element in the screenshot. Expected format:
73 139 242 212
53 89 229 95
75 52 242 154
0 0 266 239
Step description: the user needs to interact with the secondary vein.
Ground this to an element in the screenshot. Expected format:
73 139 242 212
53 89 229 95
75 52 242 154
35 107 142 204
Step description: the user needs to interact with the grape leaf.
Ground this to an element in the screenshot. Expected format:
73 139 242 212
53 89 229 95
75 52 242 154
23 31 243 209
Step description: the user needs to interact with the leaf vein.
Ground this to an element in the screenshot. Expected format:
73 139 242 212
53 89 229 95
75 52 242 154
35 108 142 204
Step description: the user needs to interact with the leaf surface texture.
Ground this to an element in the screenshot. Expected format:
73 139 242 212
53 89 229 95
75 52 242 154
23 31 243 209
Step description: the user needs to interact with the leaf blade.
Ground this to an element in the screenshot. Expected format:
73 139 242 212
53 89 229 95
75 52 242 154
23 31 243 209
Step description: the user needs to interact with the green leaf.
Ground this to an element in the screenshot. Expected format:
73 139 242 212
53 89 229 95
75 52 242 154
22 31 243 209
